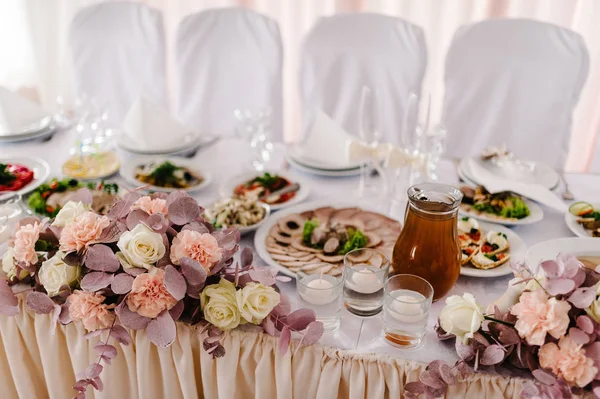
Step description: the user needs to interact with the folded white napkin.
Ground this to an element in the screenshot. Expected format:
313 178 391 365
0 87 50 136
295 111 353 167
466 158 567 212
346 140 418 169
123 97 195 151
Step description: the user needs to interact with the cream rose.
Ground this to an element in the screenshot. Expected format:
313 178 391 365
39 251 81 297
116 224 165 269
585 283 600 323
488 277 527 314
52 201 89 227
200 279 241 331
439 293 485 343
236 282 280 324
2 248 29 280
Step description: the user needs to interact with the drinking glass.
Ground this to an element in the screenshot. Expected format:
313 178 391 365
382 274 433 349
233 106 274 171
0 193 25 220
297 265 344 333
423 124 447 181
343 248 390 317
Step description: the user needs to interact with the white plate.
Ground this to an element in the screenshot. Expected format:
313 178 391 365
117 133 217 155
459 157 559 190
287 145 362 171
286 155 362 177
0 156 50 199
206 202 270 236
0 116 52 137
525 237 600 274
460 221 527 278
565 204 600 238
254 199 397 278
459 199 544 226
219 170 310 211
120 157 212 193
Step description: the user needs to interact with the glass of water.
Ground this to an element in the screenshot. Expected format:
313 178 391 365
382 274 433 349
297 265 344 333
343 249 390 317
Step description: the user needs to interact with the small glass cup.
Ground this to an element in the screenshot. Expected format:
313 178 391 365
343 248 390 317
382 274 433 349
297 265 344 333
0 193 25 220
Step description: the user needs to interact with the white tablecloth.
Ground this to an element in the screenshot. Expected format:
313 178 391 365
2 129 599 367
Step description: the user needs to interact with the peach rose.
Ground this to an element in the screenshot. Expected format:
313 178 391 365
131 196 167 215
510 290 571 346
68 290 116 331
12 222 42 265
126 268 177 318
170 230 222 272
539 335 597 387
59 211 110 253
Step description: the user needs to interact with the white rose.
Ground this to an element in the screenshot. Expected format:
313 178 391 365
585 283 600 323
2 248 29 280
116 224 165 269
487 277 527 314
439 293 484 343
201 279 241 330
39 251 81 297
236 282 280 324
52 201 89 227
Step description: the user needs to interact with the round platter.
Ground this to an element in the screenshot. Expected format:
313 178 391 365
120 157 212 193
0 156 50 199
459 199 544 226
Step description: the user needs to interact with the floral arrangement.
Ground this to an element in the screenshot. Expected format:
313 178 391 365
0 189 323 398
407 253 600 399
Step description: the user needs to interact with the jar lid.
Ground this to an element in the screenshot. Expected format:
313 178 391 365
408 183 463 213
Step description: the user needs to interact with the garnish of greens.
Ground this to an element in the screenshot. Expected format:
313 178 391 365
0 164 16 185
340 228 367 254
248 172 280 189
472 195 530 219
302 219 320 245
149 161 182 187
301 219 368 254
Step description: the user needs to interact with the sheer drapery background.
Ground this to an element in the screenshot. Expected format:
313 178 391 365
1 0 599 171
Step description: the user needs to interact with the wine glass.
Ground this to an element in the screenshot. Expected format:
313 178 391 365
423 124 447 181
233 106 274 172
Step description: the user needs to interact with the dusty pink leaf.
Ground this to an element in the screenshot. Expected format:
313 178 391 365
146 213 169 234
126 209 149 231
298 321 324 346
111 273 134 294
26 292 56 314
180 257 207 287
0 278 18 315
73 379 89 392
480 344 506 365
83 329 106 340
147 310 176 348
569 327 590 345
405 381 427 395
168 197 201 225
276 276 292 283
455 340 475 361
116 300 151 330
568 287 596 309
541 260 560 277
286 309 316 331
271 293 291 317
123 266 146 276
81 272 114 292
263 316 278 336
419 370 445 389
111 325 132 346
71 188 93 205
169 300 184 321
63 251 82 266
577 315 595 334
50 303 61 334
17 216 40 228
94 343 117 359
90 376 103 392
84 244 120 272
547 277 575 295
186 283 203 299
558 253 583 278
96 221 124 243
532 369 557 385
573 268 587 288
593 382 600 398
164 265 186 300
249 268 276 286
165 190 190 208
108 192 140 219
439 363 457 385
241 247 253 267
182 221 209 234
85 363 103 379
497 327 520 346
278 326 291 356
59 302 72 324
212 227 240 249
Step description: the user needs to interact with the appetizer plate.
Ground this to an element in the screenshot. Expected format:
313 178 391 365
565 204 600 238
62 151 120 180
120 157 212 193
0 156 50 199
525 238 600 274
460 221 527 278
286 155 362 177
286 145 363 171
459 199 544 226
219 170 310 211
117 133 218 156
207 202 270 236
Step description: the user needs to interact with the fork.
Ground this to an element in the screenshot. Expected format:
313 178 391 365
560 172 574 201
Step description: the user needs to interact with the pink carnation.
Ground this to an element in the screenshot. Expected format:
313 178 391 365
170 230 222 272
126 268 177 318
539 335 597 387
12 222 42 265
68 290 116 331
131 196 167 215
510 290 570 346
59 212 110 253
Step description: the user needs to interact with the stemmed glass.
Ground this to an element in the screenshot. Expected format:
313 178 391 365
233 106 274 172
423 124 447 181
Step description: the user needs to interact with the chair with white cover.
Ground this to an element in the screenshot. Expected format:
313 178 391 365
69 2 167 125
175 8 283 140
443 19 589 169
299 13 427 145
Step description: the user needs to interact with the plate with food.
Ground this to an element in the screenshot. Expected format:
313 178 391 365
525 237 599 274
458 217 527 278
27 178 119 217
62 151 120 180
565 202 600 238
121 158 211 193
458 185 543 226
203 197 270 235
219 171 309 210
0 157 49 198
254 200 402 278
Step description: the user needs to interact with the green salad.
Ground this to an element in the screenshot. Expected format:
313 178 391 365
302 219 367 255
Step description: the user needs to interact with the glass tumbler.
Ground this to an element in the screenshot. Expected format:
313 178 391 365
297 265 344 333
343 248 390 317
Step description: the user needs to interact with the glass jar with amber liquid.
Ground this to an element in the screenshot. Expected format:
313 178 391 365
391 183 463 302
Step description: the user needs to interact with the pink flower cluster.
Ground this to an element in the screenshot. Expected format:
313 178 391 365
539 335 597 387
170 230 222 272
12 222 42 265
59 212 110 253
126 268 177 318
131 196 167 215
69 290 116 331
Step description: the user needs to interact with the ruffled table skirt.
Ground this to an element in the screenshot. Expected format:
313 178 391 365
1 300 528 399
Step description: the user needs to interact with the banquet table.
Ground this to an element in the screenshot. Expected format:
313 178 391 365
1 129 599 398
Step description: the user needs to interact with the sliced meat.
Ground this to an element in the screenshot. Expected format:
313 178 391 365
300 210 314 219
316 253 344 262
290 234 322 253
346 249 371 263
313 206 335 225
269 225 293 244
323 237 340 254
364 232 382 248
278 214 306 236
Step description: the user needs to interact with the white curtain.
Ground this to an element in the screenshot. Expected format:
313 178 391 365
3 0 600 172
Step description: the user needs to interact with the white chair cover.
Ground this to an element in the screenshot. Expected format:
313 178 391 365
175 8 283 140
443 19 589 169
299 13 427 145
69 2 167 125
